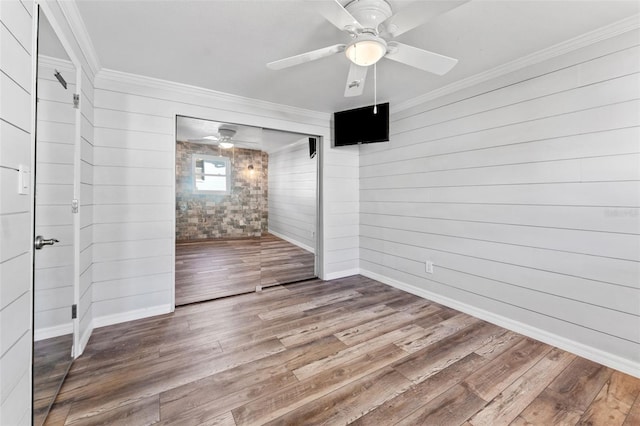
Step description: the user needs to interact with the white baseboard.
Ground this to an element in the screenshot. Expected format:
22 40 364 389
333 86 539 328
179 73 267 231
324 268 360 281
34 323 73 341
93 304 173 329
267 229 315 254
360 268 640 379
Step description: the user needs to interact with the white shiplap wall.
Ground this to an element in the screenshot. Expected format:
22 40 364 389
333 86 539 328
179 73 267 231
33 57 75 340
1 1 97 421
0 1 34 424
322 142 360 279
78 55 95 354
359 29 640 376
268 138 317 253
91 71 358 324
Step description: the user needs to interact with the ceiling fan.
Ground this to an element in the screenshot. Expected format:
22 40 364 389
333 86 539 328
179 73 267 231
187 124 265 151
267 0 468 97
188 126 239 148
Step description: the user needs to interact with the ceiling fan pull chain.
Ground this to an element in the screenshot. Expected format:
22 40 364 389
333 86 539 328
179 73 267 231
373 63 378 114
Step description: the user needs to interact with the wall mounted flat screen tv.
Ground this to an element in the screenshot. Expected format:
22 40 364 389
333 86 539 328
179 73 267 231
334 102 389 146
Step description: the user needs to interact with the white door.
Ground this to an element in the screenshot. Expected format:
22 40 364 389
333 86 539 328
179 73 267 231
32 8 77 426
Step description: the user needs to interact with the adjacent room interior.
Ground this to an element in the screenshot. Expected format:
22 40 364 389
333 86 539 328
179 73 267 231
174 116 318 305
1 0 639 425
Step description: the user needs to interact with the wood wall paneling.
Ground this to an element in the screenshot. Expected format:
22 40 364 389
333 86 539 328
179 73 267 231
268 139 317 251
0 1 33 423
359 30 640 374
91 67 355 321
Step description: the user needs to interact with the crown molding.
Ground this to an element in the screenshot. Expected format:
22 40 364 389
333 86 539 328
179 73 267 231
394 14 640 113
95 67 332 123
57 0 101 77
38 54 74 71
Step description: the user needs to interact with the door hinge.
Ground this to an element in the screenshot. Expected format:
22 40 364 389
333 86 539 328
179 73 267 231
73 93 80 109
71 199 79 214
71 304 77 319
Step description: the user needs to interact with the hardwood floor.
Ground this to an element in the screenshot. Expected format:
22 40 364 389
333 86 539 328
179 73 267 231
46 276 640 425
175 237 261 305
33 333 73 426
175 233 315 306
259 233 315 287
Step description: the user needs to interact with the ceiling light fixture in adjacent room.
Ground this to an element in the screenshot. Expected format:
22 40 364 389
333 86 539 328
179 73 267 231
217 127 236 149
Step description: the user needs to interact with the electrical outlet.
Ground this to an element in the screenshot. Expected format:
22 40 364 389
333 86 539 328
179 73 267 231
255 285 262 292
425 260 434 274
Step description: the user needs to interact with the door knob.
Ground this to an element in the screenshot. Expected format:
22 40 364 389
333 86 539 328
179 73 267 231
34 235 59 250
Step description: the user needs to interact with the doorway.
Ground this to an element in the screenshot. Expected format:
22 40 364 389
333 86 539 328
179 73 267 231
174 116 319 305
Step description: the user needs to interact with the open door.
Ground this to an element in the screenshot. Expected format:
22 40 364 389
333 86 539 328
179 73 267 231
32 8 78 425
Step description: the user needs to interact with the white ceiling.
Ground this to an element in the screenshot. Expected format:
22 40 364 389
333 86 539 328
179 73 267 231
74 0 638 113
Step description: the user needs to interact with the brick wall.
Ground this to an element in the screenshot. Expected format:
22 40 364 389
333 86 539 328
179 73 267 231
176 141 268 240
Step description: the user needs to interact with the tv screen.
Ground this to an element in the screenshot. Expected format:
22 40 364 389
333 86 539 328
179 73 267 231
334 103 389 146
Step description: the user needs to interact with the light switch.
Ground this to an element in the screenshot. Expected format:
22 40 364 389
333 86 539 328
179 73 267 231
18 165 30 195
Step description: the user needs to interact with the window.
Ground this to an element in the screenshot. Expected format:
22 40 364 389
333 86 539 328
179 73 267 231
193 154 230 194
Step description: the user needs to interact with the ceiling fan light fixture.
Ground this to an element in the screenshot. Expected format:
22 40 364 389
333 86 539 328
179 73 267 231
216 126 236 149
218 127 237 139
345 34 387 67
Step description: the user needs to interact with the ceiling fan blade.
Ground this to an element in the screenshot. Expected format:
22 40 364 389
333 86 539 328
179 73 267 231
344 63 368 97
267 44 346 70
381 0 469 37
385 42 458 75
308 0 362 33
188 138 217 142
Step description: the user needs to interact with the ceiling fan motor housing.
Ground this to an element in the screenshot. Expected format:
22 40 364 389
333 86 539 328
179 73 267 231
218 126 237 141
345 0 392 32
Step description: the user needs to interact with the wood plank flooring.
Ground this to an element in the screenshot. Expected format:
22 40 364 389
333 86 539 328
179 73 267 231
175 233 315 306
259 233 315 287
175 237 261 305
46 276 640 425
33 334 74 426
